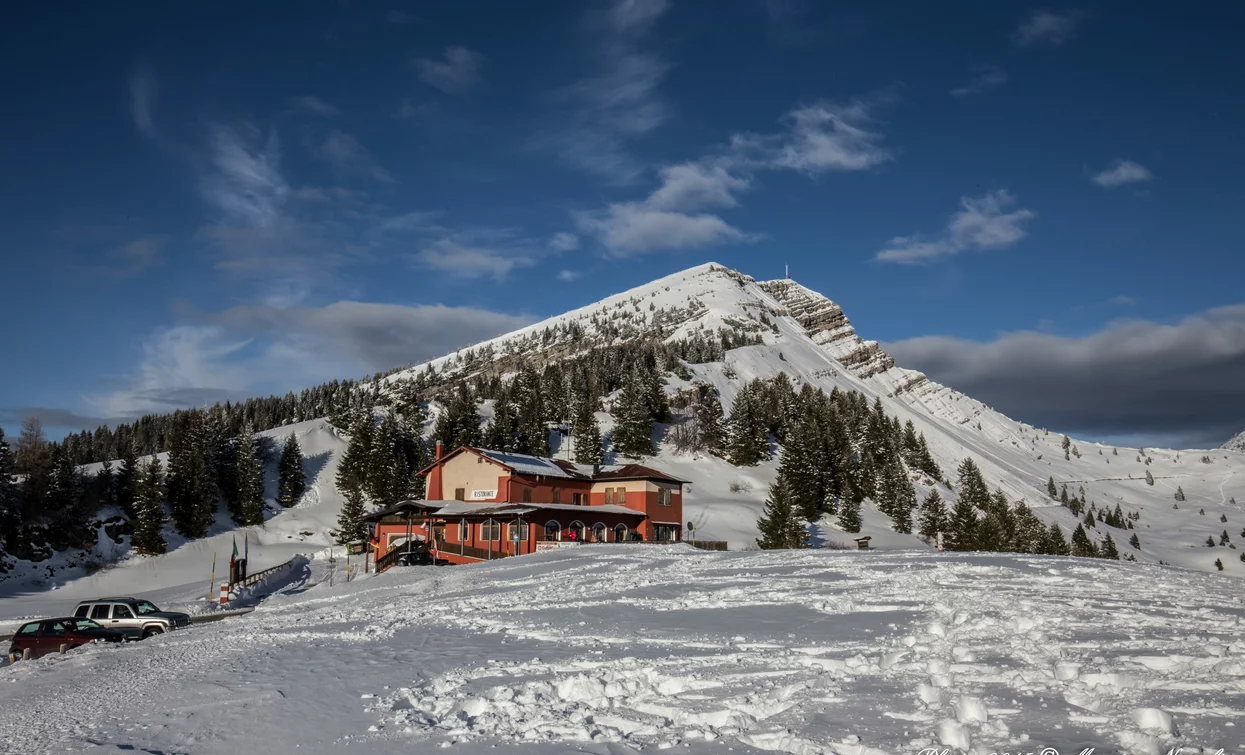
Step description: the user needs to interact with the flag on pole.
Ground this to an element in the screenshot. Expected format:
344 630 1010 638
230 535 238 573
244 532 249 561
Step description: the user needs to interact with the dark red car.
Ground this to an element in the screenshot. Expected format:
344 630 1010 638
7 617 127 660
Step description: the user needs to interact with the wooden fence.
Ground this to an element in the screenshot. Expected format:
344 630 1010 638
231 557 299 590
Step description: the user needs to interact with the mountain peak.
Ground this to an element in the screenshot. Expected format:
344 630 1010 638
1223 430 1245 452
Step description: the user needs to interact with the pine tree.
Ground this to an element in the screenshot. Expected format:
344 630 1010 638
1012 502 1048 553
918 489 950 539
956 458 991 510
1070 524 1098 558
277 434 306 508
116 442 139 518
1044 523 1070 555
726 383 769 466
877 454 915 533
948 495 979 551
573 398 605 465
1174 486 1186 501
779 415 825 521
1047 476 1058 499
915 433 941 479
756 478 808 549
836 496 862 533
612 369 655 458
132 458 167 556
167 410 214 538
1145 469 1154 486
0 428 19 566
1206 535 1216 547
235 426 266 526
47 444 89 549
1129 532 1140 549
433 384 482 449
1215 558 1224 571
336 412 373 499
1100 534 1120 560
696 391 727 457
335 486 368 545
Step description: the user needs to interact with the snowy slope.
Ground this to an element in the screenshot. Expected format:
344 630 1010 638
1223 430 1245 452
3 547 1244 755
0 419 351 627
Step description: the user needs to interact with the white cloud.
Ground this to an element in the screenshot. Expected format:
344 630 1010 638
314 130 394 183
1091 159 1154 188
129 67 158 140
727 98 893 174
875 190 1036 264
415 239 533 280
950 67 1007 98
1110 295 1137 305
549 232 580 251
92 303 535 418
557 269 582 282
647 163 750 212
886 304 1245 446
111 235 169 277
576 202 750 255
200 124 289 229
289 96 340 117
1014 10 1086 46
415 46 485 94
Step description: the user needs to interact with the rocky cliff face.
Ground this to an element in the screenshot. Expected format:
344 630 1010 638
756 279 896 379
1223 430 1245 452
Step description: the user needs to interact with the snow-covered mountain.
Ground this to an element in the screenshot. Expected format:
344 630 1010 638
1222 430 1245 452
4 263 1245 625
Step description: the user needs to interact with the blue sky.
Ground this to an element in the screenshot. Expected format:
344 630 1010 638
3 1 1245 447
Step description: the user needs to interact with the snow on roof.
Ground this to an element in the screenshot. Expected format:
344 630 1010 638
477 449 584 479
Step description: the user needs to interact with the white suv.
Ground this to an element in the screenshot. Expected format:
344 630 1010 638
73 597 191 640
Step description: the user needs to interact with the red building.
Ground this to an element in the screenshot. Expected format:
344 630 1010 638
364 443 688 568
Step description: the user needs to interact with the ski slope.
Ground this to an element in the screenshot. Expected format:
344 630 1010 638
2 547 1243 755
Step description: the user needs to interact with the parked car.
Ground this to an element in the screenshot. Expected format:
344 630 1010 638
72 597 191 640
7 617 127 660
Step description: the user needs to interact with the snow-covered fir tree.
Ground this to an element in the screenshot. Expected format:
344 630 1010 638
1174 485 1186 501
1070 523 1098 557
277 434 306 508
572 397 605 465
726 381 769 466
948 494 979 551
611 368 655 458
132 457 167 556
756 478 808 549
918 489 949 539
235 426 266 526
167 410 214 537
334 486 368 545
876 454 915 533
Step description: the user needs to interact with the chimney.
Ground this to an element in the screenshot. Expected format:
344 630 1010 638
592 463 600 477
435 440 443 460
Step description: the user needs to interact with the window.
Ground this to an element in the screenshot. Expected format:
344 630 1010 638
655 525 677 542
615 488 627 505
113 605 134 619
74 605 89 618
552 488 561 504
567 520 585 542
17 623 38 636
135 601 160 616
591 523 606 542
481 519 501 541
659 488 672 506
544 520 560 540
509 520 529 541
42 621 67 636
91 604 110 620
522 487 532 503
604 487 614 505
572 492 585 506
454 488 466 501
613 524 628 542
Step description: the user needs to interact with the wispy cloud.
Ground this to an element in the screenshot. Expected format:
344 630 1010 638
314 130 394 183
727 97 894 174
129 66 159 140
1091 159 1154 188
646 163 750 212
875 190 1036 264
415 239 533 280
111 235 169 277
1014 9 1087 47
549 232 580 251
1110 295 1137 305
576 202 752 255
950 67 1007 98
414 46 485 94
289 96 340 117
544 0 672 184
557 269 582 282
200 124 289 229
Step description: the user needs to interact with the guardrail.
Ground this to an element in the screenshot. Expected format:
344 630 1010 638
231 557 298 590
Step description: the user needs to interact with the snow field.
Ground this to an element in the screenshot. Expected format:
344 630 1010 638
5 547 1243 754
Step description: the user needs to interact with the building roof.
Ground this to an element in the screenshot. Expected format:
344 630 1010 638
418 445 688 485
581 463 690 484
476 449 586 479
362 499 646 521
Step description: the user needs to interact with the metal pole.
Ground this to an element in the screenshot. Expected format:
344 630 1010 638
208 552 217 603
